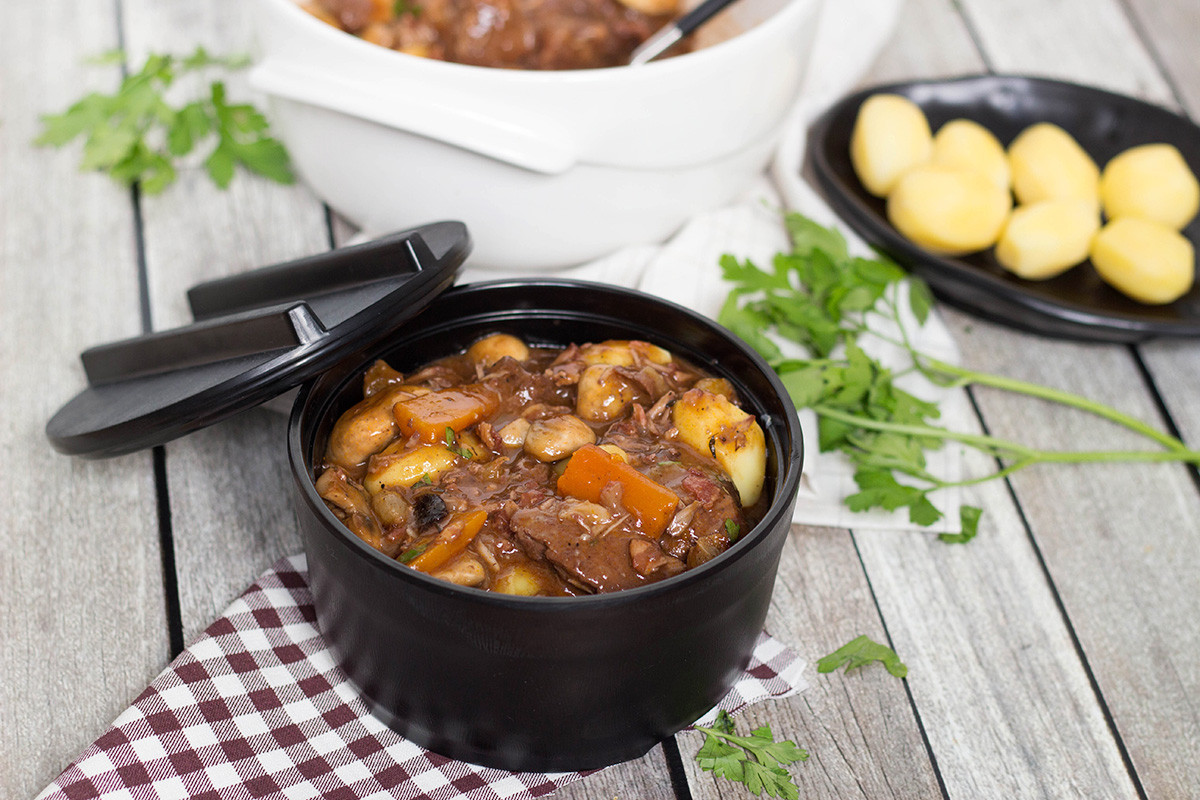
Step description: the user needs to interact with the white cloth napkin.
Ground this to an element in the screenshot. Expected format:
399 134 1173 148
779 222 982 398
460 0 970 533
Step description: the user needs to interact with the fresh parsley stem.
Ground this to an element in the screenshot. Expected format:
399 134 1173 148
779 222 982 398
857 295 1188 455
815 405 1029 457
917 355 1190 453
813 405 1200 466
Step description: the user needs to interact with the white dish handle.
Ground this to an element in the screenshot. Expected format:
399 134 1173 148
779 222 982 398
249 60 578 175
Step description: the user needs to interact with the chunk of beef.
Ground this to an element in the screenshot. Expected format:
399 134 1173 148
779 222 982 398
509 498 674 592
655 466 740 567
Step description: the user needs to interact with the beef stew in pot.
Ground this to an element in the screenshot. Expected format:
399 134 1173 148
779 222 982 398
315 334 767 596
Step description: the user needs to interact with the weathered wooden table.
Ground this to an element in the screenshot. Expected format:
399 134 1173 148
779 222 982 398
4 0 1199 797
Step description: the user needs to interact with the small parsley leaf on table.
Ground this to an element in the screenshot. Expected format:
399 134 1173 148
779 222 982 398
817 635 908 678
35 47 293 194
693 710 808 799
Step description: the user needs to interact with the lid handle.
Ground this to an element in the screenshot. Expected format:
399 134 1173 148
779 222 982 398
82 303 326 386
187 230 439 320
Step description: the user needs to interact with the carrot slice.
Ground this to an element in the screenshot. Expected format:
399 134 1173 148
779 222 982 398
393 386 499 442
557 445 679 537
408 509 488 574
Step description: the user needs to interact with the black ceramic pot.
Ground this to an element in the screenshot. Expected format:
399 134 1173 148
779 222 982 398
288 279 803 772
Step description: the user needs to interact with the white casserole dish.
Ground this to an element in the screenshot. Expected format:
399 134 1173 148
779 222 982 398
250 0 819 269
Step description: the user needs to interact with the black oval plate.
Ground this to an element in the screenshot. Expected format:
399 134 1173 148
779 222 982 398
807 74 1200 342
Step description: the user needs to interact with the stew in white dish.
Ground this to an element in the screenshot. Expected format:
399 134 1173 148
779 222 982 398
301 0 687 70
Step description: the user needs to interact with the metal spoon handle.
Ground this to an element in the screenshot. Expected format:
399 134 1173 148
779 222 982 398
628 0 740 65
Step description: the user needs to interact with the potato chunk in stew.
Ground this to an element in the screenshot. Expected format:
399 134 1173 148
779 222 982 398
316 336 767 595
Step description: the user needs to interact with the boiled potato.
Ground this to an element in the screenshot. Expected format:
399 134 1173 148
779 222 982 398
931 118 1011 193
579 340 672 367
1008 123 1100 207
995 199 1101 279
672 388 765 506
523 415 596 462
1090 217 1195 304
430 556 487 588
493 565 545 596
1100 143 1200 230
467 333 529 367
886 165 1012 255
325 384 429 469
576 365 638 422
364 443 460 494
850 94 933 197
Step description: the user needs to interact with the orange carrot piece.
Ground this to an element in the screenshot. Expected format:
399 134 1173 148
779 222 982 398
557 444 679 537
409 509 488 574
393 386 499 442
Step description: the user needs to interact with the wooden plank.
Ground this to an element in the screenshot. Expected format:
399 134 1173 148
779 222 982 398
827 1 1144 796
856 408 1138 798
1124 0 1200 112
681 525 944 799
117 0 331 643
947 2 1200 794
0 2 168 798
963 0 1173 104
941 310 1200 796
1105 5 1200 794
554 747 678 800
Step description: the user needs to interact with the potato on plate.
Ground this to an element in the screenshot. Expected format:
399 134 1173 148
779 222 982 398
1008 123 1100 207
1100 143 1200 230
886 165 1012 255
1090 217 1195 304
995 199 1100 279
850 93 933 197
931 118 1011 193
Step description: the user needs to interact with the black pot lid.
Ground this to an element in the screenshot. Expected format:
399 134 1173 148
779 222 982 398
47 221 471 458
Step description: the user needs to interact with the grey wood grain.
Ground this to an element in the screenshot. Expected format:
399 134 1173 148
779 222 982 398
846 1 1143 797
1124 0 1200 113
681 524 944 799
1103 7 1200 791
944 309 1200 797
0 2 168 798
947 1 1200 794
117 0 332 644
553 746 677 800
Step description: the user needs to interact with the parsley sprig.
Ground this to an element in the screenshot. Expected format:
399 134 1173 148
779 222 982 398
693 710 808 799
36 47 293 193
817 635 907 678
719 212 1200 538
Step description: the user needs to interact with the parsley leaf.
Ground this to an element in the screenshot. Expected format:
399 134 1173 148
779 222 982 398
693 710 807 799
35 47 293 193
817 635 907 678
443 427 474 459
398 544 427 563
939 505 982 544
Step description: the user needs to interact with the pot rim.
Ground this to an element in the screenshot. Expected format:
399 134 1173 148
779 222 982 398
288 278 803 608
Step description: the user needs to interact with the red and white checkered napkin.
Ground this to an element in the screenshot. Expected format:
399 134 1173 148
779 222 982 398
38 555 805 800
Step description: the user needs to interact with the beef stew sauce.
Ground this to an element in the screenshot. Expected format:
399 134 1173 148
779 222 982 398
316 335 767 596
300 0 686 69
